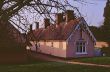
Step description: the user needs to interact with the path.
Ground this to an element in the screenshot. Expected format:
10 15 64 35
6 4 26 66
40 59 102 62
30 52 110 68
63 61 110 68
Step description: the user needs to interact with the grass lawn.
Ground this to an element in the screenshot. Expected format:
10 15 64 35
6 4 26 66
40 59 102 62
72 57 110 65
0 61 110 72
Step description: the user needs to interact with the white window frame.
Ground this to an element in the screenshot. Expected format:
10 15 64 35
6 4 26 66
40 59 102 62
76 40 87 54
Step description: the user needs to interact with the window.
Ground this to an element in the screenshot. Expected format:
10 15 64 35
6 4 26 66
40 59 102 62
76 40 87 54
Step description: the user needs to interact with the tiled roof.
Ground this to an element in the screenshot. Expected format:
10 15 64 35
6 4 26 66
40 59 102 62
31 19 80 40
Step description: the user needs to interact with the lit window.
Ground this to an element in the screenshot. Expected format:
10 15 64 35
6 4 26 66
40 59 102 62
76 40 87 54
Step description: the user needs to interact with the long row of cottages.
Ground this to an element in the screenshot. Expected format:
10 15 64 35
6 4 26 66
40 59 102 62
27 10 96 58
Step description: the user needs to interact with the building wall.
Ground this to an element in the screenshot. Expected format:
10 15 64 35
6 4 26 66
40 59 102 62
66 29 95 58
95 42 109 48
37 40 67 58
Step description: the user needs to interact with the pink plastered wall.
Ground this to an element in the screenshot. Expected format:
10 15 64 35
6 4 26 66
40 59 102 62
66 29 95 58
37 40 67 58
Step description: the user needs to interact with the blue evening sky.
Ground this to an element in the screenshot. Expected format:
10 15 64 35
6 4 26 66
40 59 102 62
71 0 107 27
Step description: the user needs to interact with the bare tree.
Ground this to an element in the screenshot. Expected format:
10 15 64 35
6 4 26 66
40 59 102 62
0 0 86 32
0 0 89 48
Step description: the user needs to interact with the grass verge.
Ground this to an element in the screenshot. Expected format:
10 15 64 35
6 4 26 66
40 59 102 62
0 61 110 72
72 57 110 65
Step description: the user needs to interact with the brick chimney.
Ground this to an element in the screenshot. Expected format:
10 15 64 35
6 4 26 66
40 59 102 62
30 24 32 31
66 10 75 22
56 13 64 24
35 22 39 29
44 18 50 28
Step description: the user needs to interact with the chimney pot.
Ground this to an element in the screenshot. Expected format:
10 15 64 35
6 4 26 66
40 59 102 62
35 22 39 29
30 24 32 31
56 13 64 24
66 10 75 22
44 18 50 28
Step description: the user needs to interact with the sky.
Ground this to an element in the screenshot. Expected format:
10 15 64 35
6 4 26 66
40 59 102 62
71 0 107 27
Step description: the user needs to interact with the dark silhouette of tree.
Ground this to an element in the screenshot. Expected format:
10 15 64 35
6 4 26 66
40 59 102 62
101 0 110 41
89 26 106 42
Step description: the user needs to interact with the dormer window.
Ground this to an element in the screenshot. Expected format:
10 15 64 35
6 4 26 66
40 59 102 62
76 40 87 54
